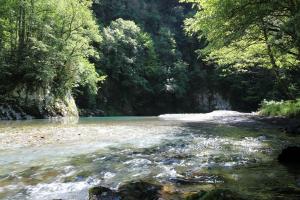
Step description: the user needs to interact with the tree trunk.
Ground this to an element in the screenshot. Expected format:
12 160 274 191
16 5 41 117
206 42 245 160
262 22 295 100
288 0 300 61
18 0 26 65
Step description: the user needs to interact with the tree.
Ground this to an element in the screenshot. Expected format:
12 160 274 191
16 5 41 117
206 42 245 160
97 18 160 114
155 27 189 97
181 0 300 99
0 0 102 101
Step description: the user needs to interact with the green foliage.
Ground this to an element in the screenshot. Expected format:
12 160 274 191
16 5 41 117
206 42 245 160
182 0 300 104
182 0 300 64
95 18 157 113
0 0 102 99
90 1 197 115
4 0 293 115
260 99 300 118
182 0 300 99
100 18 158 92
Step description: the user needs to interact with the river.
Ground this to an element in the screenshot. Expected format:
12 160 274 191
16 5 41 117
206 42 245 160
0 111 299 199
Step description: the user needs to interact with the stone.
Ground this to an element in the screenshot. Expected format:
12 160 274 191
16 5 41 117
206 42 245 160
118 181 162 200
195 92 231 112
89 181 162 200
170 173 223 185
278 146 300 164
88 186 120 200
0 92 79 120
184 189 246 200
203 189 246 200
285 121 300 135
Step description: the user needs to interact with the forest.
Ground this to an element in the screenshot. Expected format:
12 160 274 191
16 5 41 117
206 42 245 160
1 1 300 200
1 0 299 119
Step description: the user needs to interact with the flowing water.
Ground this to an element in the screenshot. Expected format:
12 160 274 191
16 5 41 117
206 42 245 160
0 111 299 200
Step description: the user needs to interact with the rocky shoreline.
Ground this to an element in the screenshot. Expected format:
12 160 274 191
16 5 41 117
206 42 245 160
88 179 300 200
88 180 247 200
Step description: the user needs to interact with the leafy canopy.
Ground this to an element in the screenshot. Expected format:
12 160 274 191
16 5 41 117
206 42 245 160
0 0 102 98
181 0 300 69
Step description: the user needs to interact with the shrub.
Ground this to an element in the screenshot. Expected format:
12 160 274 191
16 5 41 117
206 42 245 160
259 99 300 118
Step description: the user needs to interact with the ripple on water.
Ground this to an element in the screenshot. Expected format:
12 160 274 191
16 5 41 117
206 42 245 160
24 177 100 200
0 115 299 200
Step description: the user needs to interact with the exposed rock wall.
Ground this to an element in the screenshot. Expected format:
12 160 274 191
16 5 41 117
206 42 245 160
0 92 78 120
0 104 32 120
195 91 232 112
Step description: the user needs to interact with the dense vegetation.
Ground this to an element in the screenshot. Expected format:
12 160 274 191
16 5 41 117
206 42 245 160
0 0 102 117
182 0 300 117
260 99 300 118
0 0 299 118
75 0 220 115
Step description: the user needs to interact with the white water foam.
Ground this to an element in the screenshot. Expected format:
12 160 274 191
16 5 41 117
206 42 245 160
159 110 256 123
25 178 101 200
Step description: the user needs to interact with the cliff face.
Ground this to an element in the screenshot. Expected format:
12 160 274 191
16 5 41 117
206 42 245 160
0 91 78 120
195 91 232 112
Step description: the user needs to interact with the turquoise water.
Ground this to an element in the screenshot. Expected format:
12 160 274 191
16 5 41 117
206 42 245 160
0 113 299 199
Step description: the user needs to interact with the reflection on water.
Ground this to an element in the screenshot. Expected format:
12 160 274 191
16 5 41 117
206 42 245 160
0 112 299 200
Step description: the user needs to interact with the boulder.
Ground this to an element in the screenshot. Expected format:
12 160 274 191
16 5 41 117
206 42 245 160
285 121 300 135
89 181 162 200
118 181 162 200
88 186 120 200
278 146 300 164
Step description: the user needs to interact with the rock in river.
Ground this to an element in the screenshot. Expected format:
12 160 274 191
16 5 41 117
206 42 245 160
184 189 246 200
119 181 162 200
89 181 162 200
278 146 300 164
89 186 120 200
89 180 248 200
285 122 300 135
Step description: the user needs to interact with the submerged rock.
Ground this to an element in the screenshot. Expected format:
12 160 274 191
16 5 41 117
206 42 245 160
169 172 223 185
118 181 162 200
278 146 300 164
184 189 246 200
89 180 246 200
170 175 223 185
271 187 300 200
285 121 300 135
89 181 162 200
88 186 120 200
